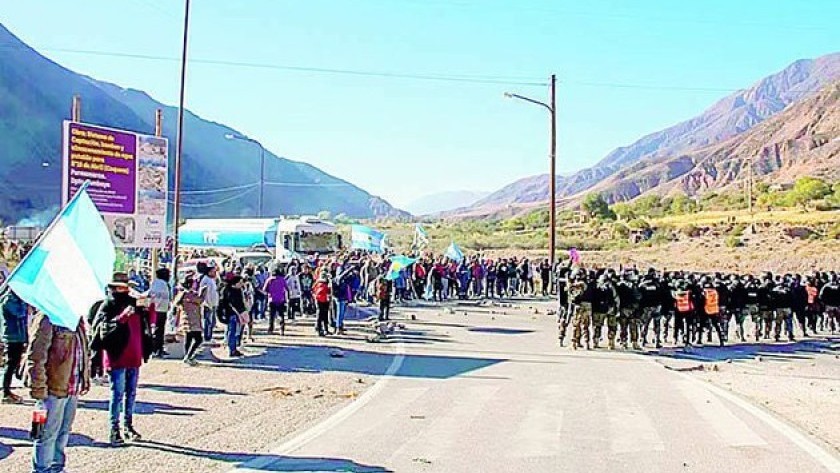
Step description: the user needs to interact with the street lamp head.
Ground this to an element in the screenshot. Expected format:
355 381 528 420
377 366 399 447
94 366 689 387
224 133 235 140
503 92 513 99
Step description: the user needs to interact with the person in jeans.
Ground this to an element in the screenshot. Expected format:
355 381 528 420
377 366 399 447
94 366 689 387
263 268 288 335
198 263 219 342
312 272 332 336
94 272 152 446
174 276 203 365
221 275 248 357
2 290 29 404
147 268 172 358
27 308 90 473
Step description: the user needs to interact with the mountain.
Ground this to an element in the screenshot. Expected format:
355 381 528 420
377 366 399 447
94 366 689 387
589 80 840 201
0 23 407 224
404 190 490 216
462 52 840 216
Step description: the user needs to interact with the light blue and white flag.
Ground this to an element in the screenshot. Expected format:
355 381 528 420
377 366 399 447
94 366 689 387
413 224 429 249
351 224 386 253
445 242 464 263
385 255 416 281
5 186 115 329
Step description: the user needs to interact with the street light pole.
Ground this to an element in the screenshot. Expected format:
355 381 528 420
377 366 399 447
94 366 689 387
225 133 266 217
171 0 191 281
505 74 558 267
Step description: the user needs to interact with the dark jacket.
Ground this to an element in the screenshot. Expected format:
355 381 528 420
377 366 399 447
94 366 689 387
1 292 28 344
90 293 153 363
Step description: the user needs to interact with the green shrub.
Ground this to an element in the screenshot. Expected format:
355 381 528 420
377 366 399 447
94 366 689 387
725 235 743 248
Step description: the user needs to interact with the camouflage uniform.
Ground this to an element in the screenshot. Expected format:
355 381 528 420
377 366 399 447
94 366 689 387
568 280 591 350
571 303 592 350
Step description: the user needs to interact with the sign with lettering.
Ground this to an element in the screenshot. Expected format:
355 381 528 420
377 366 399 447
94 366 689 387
62 121 169 248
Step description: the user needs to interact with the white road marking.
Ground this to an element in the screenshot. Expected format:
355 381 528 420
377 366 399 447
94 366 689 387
678 380 767 448
604 382 665 454
229 344 406 473
389 384 501 462
509 384 564 458
658 362 840 473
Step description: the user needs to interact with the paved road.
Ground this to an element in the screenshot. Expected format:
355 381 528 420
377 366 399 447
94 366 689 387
232 300 840 473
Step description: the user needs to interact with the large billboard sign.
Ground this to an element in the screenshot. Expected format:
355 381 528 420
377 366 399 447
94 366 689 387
62 121 169 248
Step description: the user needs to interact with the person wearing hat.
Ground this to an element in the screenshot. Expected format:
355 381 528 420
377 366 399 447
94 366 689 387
91 272 153 446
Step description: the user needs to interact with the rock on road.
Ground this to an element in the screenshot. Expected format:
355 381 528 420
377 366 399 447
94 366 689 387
231 301 840 473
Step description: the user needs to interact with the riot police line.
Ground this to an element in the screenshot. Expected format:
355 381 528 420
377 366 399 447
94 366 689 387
555 267 840 350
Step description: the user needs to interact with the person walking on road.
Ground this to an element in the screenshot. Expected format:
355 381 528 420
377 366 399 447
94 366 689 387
312 272 332 336
147 268 172 358
221 275 249 357
174 276 203 365
1 290 29 404
27 308 91 473
198 263 219 343
263 268 289 335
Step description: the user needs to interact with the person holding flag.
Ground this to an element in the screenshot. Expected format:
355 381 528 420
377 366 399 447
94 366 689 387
3 185 114 472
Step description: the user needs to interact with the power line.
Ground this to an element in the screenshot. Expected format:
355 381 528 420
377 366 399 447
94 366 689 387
0 43 547 87
179 183 259 195
169 187 257 207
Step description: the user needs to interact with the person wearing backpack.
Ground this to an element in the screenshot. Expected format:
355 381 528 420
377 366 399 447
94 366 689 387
1 290 29 404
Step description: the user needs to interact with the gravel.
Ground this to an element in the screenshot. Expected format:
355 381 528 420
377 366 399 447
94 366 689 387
0 319 391 473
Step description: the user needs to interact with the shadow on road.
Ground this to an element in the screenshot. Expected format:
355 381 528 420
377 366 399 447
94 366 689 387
138 383 246 397
210 344 504 380
644 336 840 363
467 327 535 335
79 399 205 417
0 427 110 460
134 439 393 471
0 429 391 471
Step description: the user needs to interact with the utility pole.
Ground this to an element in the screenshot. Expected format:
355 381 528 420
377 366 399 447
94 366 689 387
549 74 557 268
748 155 755 233
71 95 81 122
171 0 191 281
504 74 558 267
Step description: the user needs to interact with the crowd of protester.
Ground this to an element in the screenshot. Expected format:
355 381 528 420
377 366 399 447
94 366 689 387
2 244 839 472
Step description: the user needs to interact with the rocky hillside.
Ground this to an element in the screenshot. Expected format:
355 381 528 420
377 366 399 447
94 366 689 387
462 52 840 216
590 80 840 201
0 23 408 224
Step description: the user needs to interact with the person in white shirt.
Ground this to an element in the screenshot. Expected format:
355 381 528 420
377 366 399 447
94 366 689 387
286 265 302 320
148 268 172 358
199 263 219 342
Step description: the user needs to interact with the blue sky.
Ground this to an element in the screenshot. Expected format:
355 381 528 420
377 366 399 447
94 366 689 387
2 1 838 208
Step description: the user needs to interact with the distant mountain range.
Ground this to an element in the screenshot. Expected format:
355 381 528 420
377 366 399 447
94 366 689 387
454 52 840 217
0 23 408 224
404 190 490 216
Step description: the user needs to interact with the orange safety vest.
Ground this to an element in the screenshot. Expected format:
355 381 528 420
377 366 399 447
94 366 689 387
704 288 719 315
806 285 818 305
675 291 692 312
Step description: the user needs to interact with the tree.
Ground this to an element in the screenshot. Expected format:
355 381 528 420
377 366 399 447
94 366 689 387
582 193 615 220
788 177 831 210
316 210 332 221
669 193 698 215
611 202 635 221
